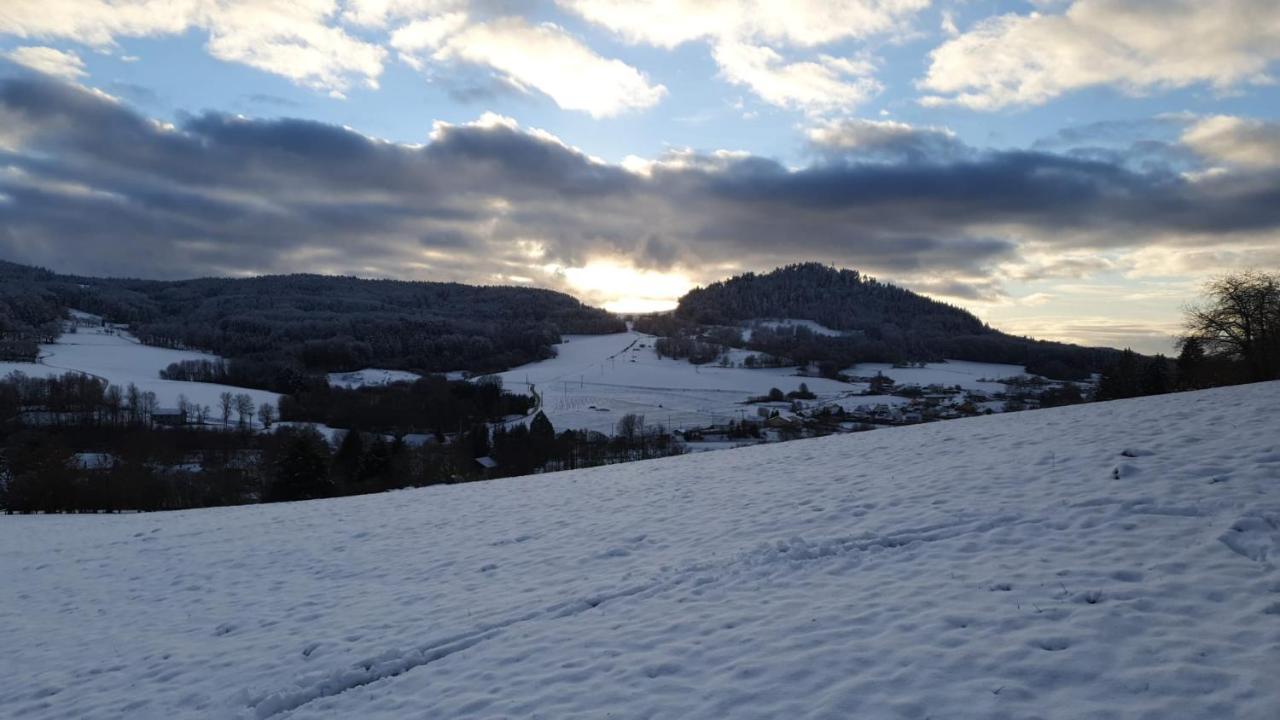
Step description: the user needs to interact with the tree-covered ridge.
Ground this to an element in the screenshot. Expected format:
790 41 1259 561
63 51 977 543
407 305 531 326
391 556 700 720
0 263 65 361
660 263 1121 380
0 260 624 378
677 263 989 337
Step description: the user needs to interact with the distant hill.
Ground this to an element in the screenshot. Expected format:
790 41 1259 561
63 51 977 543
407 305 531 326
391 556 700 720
0 259 623 387
677 263 989 336
656 263 1122 380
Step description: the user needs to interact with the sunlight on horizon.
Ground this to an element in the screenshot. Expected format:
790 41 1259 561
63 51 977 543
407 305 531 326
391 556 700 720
554 260 692 315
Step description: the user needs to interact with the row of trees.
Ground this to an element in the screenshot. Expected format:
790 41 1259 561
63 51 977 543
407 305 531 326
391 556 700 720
0 371 274 430
1096 271 1279 399
278 375 532 436
0 406 685 512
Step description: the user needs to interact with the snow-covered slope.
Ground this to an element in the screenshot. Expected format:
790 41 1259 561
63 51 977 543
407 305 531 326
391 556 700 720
0 320 278 412
495 331 881 433
326 369 422 389
3 383 1279 719
848 359 1031 392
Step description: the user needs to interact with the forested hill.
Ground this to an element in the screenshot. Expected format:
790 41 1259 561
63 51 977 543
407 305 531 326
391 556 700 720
665 263 1121 380
678 263 989 336
0 260 623 380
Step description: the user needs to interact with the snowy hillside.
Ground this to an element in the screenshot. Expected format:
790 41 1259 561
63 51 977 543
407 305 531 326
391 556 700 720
326 369 423 389
3 383 1279 719
495 331 918 434
0 315 278 412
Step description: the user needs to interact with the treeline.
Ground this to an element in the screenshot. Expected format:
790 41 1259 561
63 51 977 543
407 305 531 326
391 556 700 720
0 370 685 513
0 412 683 515
278 375 533 435
1097 271 1280 400
0 260 625 387
646 263 1120 380
0 268 63 362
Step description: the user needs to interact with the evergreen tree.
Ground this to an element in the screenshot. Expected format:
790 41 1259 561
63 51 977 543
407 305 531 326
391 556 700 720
529 411 556 467
1176 337 1207 389
333 428 366 488
1141 355 1171 396
1098 349 1140 400
267 427 332 502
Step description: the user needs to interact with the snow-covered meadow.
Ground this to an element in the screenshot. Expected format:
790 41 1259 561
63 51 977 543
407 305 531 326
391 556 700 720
848 359 1030 394
0 319 278 412
326 369 422 389
495 332 992 433
2 382 1278 719
492 331 1041 434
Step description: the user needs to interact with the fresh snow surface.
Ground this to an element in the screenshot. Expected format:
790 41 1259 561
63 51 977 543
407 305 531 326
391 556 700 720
3 382 1279 719
0 319 279 412
493 332 856 433
849 360 1035 393
326 369 422 389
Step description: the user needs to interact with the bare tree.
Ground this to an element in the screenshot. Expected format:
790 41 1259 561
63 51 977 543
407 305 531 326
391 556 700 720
177 394 190 425
1184 271 1280 381
219 391 233 429
104 385 123 425
258 401 276 430
141 391 159 427
234 393 255 428
126 383 142 425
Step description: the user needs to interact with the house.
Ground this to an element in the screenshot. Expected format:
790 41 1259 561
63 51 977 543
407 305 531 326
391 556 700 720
868 374 896 394
152 408 186 426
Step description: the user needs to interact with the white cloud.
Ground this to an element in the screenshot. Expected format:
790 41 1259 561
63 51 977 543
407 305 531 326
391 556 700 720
713 42 879 113
921 0 1280 110
4 46 87 80
342 0 465 28
0 0 386 93
559 0 928 48
390 12 468 52
1181 115 1280 169
561 0 927 113
394 16 666 117
204 2 387 92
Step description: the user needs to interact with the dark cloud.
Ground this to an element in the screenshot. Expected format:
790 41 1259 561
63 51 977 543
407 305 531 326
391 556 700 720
807 119 973 164
1 74 1278 291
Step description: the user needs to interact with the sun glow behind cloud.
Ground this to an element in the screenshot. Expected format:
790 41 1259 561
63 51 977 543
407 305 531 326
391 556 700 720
552 260 694 314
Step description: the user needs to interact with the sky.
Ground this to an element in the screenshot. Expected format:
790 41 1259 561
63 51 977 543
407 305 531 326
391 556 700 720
1 1 1278 354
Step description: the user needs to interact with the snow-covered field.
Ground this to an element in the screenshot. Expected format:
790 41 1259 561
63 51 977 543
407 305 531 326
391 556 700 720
848 360 1032 393
3 383 1278 719
493 331 859 433
742 318 845 340
326 369 422 389
0 320 278 412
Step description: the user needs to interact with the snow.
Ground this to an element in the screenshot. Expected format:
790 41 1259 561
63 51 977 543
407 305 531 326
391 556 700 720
742 318 845 340
0 316 279 413
493 331 858 432
326 369 421 389
3 382 1279 719
849 360 1034 393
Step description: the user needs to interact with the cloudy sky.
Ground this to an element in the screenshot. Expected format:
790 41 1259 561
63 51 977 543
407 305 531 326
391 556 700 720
1 1 1278 353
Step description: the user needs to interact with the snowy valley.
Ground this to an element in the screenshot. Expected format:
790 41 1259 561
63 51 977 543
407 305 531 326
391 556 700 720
2 382 1278 719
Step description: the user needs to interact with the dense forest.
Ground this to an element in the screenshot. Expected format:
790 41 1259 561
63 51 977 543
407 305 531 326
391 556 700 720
0 264 64 362
637 263 1124 380
0 260 624 390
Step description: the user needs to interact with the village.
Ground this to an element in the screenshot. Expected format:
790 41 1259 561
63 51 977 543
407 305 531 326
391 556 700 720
677 365 1091 449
